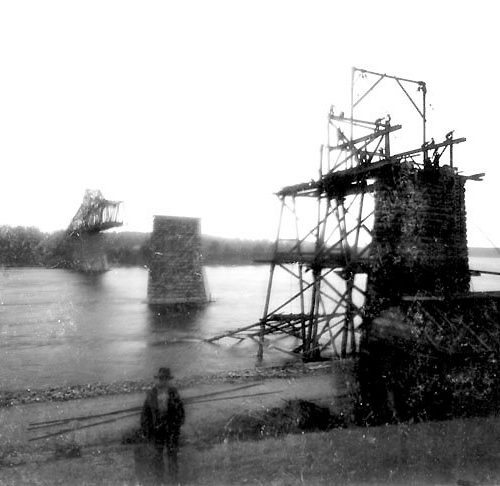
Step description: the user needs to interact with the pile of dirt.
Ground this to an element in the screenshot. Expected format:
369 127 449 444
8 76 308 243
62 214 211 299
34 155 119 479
222 400 346 441
122 399 345 448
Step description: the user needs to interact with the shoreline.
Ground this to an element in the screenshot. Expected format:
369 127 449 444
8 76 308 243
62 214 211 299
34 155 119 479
0 361 336 408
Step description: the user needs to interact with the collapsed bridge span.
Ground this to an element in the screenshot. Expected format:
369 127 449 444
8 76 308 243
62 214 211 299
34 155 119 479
65 189 123 272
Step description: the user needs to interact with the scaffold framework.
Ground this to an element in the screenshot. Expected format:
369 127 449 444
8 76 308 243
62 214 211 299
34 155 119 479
207 67 471 361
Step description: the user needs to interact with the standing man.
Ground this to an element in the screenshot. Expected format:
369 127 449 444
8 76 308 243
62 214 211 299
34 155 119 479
140 367 185 484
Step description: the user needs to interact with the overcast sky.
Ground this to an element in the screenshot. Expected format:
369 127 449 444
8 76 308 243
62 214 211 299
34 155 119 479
0 1 498 246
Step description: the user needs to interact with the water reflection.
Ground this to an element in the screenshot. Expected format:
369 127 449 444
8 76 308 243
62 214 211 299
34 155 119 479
3 258 499 390
0 266 292 390
147 306 209 344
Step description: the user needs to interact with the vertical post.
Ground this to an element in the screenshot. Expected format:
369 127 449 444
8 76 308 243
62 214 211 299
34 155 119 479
334 199 350 266
319 144 324 177
305 178 329 360
349 275 358 356
350 67 355 141
341 278 351 358
384 119 391 157
422 82 427 146
293 197 307 351
258 199 285 361
310 269 322 359
306 267 321 360
422 81 427 160
354 192 365 254
258 264 275 361
298 262 306 349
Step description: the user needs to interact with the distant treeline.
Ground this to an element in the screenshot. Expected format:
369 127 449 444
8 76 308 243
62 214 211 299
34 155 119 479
0 226 273 267
0 226 62 267
2 225 497 268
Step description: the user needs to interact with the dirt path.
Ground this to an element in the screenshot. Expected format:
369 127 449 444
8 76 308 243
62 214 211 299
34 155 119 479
0 362 353 469
3 361 498 485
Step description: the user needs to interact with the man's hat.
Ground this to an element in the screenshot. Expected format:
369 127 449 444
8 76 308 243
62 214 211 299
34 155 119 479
155 367 173 380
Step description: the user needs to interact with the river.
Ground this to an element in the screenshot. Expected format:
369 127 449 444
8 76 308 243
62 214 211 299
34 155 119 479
1 258 499 390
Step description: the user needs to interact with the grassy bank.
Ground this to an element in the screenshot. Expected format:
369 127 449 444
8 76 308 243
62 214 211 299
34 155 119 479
2 414 500 485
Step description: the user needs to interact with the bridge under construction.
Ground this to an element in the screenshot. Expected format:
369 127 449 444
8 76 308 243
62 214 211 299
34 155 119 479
208 67 500 424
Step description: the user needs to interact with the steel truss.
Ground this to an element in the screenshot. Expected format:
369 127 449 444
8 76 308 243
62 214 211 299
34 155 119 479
67 189 123 237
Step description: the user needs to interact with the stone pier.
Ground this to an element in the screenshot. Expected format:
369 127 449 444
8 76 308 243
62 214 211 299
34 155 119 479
68 233 109 273
147 215 209 307
368 164 470 305
357 164 500 425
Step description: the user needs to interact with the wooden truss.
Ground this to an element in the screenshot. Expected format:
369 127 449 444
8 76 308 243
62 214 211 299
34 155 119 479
207 68 471 361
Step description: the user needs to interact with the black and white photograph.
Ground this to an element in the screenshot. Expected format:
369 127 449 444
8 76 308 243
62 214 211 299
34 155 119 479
1 1 500 484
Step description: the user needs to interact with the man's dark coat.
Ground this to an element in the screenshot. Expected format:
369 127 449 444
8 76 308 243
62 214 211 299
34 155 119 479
140 385 185 443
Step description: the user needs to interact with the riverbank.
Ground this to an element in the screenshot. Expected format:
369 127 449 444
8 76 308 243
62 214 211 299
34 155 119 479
1 361 500 485
3 408 500 484
0 361 334 408
0 363 347 483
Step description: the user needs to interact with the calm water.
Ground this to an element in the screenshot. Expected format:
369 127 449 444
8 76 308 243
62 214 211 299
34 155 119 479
1 258 499 390
0 265 298 390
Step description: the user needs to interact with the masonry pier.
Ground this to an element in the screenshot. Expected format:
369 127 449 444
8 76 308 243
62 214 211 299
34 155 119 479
147 215 209 308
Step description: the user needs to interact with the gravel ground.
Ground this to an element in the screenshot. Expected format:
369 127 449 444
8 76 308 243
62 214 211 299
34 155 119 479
0 361 335 408
0 363 343 473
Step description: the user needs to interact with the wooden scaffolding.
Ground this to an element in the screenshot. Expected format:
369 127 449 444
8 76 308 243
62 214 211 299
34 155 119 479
208 67 472 361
